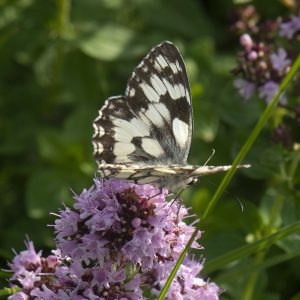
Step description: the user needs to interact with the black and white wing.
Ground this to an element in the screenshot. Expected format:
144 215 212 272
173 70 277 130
92 41 192 181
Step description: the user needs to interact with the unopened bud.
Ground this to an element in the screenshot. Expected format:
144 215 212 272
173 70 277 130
248 50 258 61
240 33 253 50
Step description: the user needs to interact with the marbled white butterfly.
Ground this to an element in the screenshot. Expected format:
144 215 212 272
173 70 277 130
92 41 249 192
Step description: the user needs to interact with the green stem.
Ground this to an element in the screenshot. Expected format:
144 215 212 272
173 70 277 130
287 148 300 189
216 251 300 281
57 0 71 38
242 193 283 300
242 251 266 300
267 193 284 233
48 0 71 104
203 219 300 273
157 229 198 300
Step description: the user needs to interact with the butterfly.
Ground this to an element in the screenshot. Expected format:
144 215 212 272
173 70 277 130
92 41 249 192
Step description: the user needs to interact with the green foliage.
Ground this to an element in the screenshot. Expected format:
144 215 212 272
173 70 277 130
0 0 299 299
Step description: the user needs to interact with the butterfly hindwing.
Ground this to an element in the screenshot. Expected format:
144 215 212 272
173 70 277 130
97 163 241 191
92 41 192 167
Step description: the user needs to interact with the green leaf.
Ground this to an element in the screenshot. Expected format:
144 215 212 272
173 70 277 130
201 201 263 260
260 188 283 228
0 287 20 297
138 0 213 39
203 220 300 273
63 107 94 145
78 24 134 61
245 141 285 180
38 129 66 163
193 92 219 143
218 86 262 128
216 251 300 282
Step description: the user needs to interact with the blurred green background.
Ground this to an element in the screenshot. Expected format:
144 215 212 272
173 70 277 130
1 0 300 299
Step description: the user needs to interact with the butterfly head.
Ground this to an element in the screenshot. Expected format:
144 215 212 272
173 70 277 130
186 176 199 187
165 174 199 193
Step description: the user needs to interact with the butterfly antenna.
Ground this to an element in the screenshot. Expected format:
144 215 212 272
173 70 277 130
200 177 244 212
203 149 245 211
236 197 244 212
204 149 216 166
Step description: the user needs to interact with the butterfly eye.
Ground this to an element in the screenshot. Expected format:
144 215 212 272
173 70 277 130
186 177 198 186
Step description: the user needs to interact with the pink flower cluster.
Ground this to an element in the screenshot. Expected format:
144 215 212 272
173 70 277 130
231 6 298 103
7 179 220 299
234 33 290 103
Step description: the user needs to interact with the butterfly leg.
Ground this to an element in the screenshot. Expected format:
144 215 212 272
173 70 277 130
147 186 164 200
169 189 185 223
171 188 184 206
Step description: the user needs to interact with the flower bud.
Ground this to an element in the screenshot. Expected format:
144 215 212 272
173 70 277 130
240 33 253 50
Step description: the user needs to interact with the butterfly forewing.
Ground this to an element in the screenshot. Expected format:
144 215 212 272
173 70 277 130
125 42 193 164
93 41 192 168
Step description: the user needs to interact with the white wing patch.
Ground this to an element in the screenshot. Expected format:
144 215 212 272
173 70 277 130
186 89 191 103
114 142 135 156
113 118 150 138
162 78 176 100
173 84 185 100
141 138 164 157
129 88 136 97
150 74 167 96
140 82 160 102
114 126 135 143
156 54 169 68
143 104 165 127
170 62 181 74
162 79 184 100
93 141 104 155
154 102 171 122
172 118 189 148
93 124 105 138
